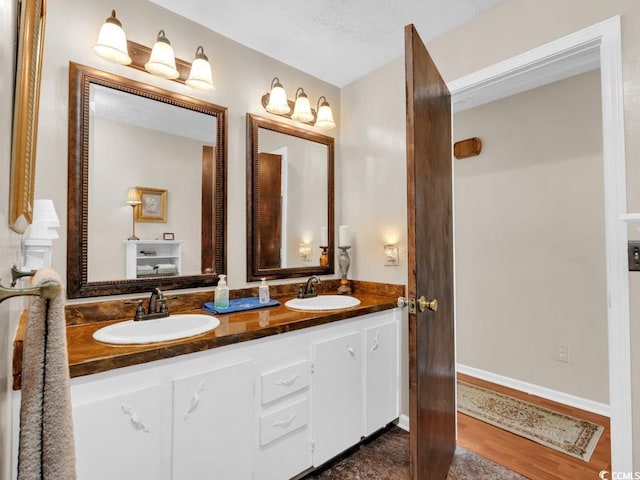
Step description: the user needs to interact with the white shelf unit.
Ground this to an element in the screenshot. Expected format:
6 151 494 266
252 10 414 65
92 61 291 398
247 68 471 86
124 240 183 279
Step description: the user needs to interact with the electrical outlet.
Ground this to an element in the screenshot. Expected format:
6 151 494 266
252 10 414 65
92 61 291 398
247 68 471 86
556 344 570 363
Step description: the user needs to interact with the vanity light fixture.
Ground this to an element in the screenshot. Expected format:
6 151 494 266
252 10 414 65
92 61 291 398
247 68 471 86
265 77 290 114
291 88 314 123
145 30 180 79
93 10 132 65
314 96 336 129
125 187 142 241
384 243 400 266
186 46 214 90
261 78 336 129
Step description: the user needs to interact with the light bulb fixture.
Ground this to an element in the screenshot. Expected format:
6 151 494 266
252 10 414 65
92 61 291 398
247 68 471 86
315 96 336 129
298 242 313 261
145 30 179 80
186 46 215 90
384 243 400 266
126 187 142 241
291 87 314 123
265 77 290 115
93 10 132 65
261 77 337 128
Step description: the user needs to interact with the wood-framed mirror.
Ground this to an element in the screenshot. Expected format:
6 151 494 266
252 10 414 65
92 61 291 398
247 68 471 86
246 114 334 281
10 0 46 233
68 62 227 298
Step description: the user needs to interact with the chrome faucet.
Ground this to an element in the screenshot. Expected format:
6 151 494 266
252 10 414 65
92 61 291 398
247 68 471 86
298 276 321 299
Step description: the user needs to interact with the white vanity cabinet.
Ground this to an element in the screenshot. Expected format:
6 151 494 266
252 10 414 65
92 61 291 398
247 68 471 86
73 381 169 480
12 308 400 480
311 329 363 466
171 359 254 479
363 315 400 436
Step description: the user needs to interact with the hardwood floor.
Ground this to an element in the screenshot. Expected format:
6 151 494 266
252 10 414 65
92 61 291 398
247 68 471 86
457 372 611 480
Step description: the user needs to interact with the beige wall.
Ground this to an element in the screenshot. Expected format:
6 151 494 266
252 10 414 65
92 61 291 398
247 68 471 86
341 0 640 466
37 0 341 294
1 2 31 478
454 70 608 403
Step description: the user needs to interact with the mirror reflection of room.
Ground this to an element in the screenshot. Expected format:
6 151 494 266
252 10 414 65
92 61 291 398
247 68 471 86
257 127 328 269
86 83 216 282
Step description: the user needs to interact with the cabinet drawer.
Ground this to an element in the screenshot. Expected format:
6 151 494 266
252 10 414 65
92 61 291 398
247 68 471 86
261 361 310 405
260 397 309 446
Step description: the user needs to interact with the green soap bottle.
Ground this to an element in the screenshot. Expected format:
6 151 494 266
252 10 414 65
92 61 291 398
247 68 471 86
214 274 229 309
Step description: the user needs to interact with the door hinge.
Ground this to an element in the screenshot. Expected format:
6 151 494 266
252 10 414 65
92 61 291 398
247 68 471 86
311 441 315 453
311 363 315 374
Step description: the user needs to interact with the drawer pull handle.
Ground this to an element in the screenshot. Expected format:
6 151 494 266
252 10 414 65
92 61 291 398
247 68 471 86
370 330 380 354
347 346 356 358
184 381 206 421
121 404 149 433
272 413 297 428
275 374 299 387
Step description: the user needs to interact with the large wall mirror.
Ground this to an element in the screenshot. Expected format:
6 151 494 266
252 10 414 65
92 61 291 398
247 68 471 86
68 62 227 298
247 114 334 281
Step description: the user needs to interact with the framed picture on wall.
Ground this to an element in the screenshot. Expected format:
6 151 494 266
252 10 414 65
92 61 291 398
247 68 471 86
135 187 167 223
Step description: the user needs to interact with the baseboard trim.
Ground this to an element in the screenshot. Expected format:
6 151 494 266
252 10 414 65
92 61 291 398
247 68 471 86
457 364 610 417
397 414 410 432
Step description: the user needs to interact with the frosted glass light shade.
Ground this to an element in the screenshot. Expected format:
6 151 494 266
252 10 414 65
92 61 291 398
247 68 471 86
93 10 131 65
186 46 214 90
291 88 314 123
315 97 336 129
266 78 290 114
145 30 179 79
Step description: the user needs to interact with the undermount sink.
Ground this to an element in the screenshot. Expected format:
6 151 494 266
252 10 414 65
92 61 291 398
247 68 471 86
92 314 220 345
285 295 361 311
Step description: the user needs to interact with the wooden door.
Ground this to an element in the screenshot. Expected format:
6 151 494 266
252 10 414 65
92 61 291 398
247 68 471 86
257 152 283 268
405 24 456 480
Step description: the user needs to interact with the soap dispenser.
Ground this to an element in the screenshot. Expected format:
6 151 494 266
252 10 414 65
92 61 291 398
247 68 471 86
258 278 270 304
214 274 229 309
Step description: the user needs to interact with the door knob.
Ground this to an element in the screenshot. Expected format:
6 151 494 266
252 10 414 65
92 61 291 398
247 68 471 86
417 296 438 312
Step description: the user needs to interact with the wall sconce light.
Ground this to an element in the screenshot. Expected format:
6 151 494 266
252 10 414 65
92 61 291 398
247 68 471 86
126 187 142 241
315 96 336 129
93 10 132 65
298 243 313 261
265 77 290 114
93 11 215 90
261 77 336 129
291 88 314 123
384 243 399 266
22 199 60 270
145 30 179 79
186 46 214 90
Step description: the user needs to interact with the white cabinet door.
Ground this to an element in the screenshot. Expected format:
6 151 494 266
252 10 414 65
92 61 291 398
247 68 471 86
73 384 168 480
312 330 362 466
363 316 399 436
172 358 254 480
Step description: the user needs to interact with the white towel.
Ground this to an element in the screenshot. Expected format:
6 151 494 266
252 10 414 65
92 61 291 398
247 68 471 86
18 268 76 480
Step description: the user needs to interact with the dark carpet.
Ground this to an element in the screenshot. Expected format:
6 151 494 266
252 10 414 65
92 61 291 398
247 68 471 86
302 426 527 480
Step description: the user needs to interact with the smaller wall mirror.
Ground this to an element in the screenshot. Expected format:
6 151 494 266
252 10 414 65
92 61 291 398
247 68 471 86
246 114 334 281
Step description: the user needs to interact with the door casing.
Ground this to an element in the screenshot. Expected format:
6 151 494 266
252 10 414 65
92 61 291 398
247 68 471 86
448 16 631 471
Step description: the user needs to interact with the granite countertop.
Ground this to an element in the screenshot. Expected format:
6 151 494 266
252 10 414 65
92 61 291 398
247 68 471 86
13 280 404 390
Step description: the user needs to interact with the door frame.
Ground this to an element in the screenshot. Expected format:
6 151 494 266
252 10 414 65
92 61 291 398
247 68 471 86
447 16 631 471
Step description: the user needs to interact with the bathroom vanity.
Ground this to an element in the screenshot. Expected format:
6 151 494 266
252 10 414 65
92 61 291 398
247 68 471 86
12 283 402 480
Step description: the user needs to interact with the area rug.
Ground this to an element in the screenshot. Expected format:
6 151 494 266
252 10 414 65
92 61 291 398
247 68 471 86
457 381 604 462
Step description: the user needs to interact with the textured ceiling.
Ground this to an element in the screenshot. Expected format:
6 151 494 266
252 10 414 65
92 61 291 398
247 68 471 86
151 0 506 87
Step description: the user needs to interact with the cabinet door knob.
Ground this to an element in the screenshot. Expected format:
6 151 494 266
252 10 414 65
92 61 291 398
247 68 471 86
121 404 149 433
272 413 297 428
347 346 356 358
275 374 299 387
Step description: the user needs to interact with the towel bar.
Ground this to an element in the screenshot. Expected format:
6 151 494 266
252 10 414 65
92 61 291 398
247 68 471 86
10 265 36 287
0 280 61 304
